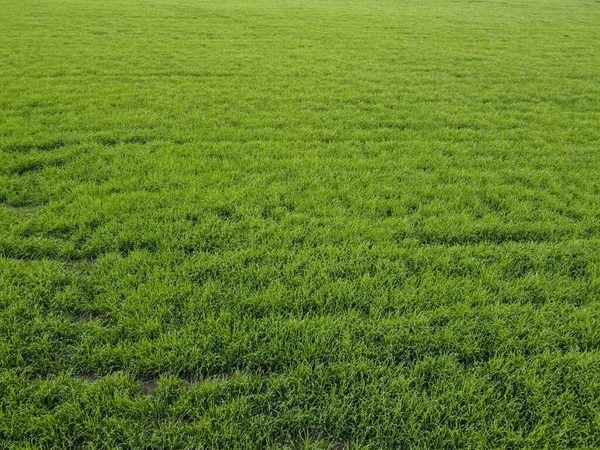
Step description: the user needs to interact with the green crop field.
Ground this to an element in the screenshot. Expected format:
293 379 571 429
1 0 600 448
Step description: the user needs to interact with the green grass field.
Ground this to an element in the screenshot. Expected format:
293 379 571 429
1 0 600 448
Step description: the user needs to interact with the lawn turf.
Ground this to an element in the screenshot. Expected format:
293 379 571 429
1 0 600 448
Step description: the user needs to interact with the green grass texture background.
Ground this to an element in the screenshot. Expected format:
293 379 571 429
1 0 599 448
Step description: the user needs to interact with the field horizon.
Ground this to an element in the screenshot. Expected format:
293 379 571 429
1 0 599 448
